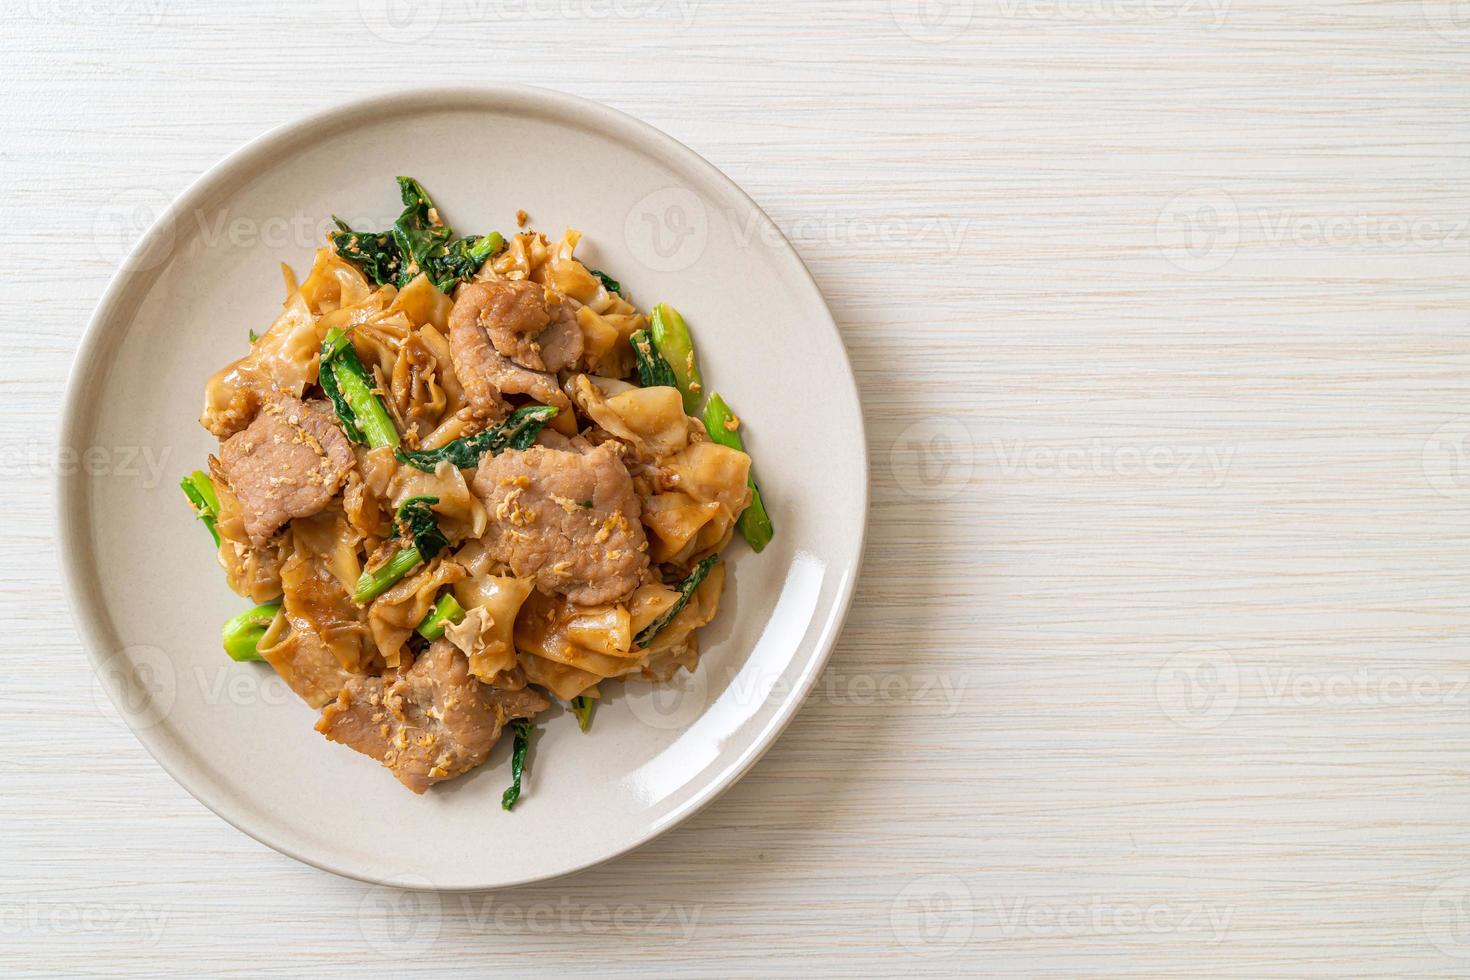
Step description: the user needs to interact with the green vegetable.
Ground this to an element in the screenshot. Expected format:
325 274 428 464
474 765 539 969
571 695 596 732
649 303 704 415
416 592 465 641
247 328 259 343
702 393 774 553
395 495 449 562
331 221 402 285
221 602 281 662
630 329 676 389
590 268 622 295
501 719 534 810
180 470 221 547
353 546 423 604
351 496 451 603
320 328 400 448
394 405 557 472
330 177 505 294
633 554 720 649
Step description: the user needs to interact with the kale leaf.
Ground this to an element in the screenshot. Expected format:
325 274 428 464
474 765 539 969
633 554 720 649
590 268 622 295
630 329 677 388
330 177 505 294
394 405 558 472
501 719 534 810
394 495 449 562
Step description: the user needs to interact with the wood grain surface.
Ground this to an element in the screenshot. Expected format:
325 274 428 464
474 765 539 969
5 1 1470 975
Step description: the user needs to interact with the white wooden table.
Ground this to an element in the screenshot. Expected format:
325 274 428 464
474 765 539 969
5 2 1470 975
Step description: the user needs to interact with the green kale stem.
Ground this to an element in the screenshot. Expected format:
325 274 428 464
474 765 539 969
416 592 465 641
353 546 422 604
650 303 704 415
320 328 400 449
571 695 596 732
501 719 534 810
702 393 774 553
221 601 281 663
180 470 221 547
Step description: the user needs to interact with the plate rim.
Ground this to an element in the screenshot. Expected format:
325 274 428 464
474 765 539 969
57 83 868 891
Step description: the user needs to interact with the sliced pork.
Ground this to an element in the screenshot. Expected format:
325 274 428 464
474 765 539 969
215 393 354 546
472 443 649 604
448 279 580 417
316 642 548 794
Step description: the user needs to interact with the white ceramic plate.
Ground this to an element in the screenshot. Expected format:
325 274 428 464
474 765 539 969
59 86 866 890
